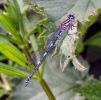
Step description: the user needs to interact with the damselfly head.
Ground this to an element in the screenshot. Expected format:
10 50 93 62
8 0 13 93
68 14 75 20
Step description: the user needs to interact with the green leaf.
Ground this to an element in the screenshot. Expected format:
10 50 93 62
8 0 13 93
84 31 101 47
16 0 29 13
0 55 7 61
91 31 101 39
74 79 101 100
85 37 101 47
0 13 22 42
0 34 22 45
79 15 97 36
76 41 84 54
0 89 5 97
0 62 37 80
13 0 26 35
0 38 28 67
5 1 19 25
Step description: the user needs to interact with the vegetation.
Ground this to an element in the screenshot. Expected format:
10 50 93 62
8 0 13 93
0 0 101 100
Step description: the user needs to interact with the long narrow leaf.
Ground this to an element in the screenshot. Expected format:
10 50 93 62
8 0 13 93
0 55 7 61
0 62 37 80
0 38 28 67
0 34 22 45
84 31 101 47
13 0 26 35
0 13 22 41
5 2 18 22
85 31 101 42
85 37 101 47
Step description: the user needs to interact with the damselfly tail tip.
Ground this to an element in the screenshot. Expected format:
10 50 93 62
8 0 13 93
24 79 30 87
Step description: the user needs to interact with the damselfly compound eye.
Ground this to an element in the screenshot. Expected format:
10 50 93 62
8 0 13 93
68 14 75 20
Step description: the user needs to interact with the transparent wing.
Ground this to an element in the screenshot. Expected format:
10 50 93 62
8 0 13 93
45 30 59 49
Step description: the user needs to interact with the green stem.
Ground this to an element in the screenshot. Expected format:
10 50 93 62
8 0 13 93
39 78 56 100
23 45 34 63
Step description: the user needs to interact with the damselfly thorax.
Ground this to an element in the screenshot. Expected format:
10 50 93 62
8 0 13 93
60 14 75 31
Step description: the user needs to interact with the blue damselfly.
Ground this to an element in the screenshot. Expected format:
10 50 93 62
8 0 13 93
25 14 75 86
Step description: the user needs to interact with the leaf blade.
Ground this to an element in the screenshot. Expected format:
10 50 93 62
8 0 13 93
0 38 28 67
0 13 22 41
0 62 37 80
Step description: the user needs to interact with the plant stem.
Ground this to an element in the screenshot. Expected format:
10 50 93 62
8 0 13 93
23 45 33 63
0 73 11 91
39 78 56 100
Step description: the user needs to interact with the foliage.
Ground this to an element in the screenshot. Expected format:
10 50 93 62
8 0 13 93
0 0 101 100
0 0 55 99
0 0 50 79
74 78 101 100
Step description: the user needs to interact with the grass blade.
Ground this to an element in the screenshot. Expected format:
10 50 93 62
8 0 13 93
0 34 22 45
0 62 37 80
0 13 22 41
0 38 28 67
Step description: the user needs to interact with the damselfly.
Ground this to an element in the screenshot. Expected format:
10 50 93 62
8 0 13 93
25 14 75 86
